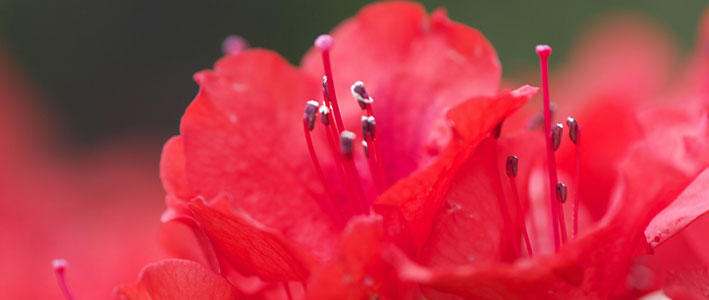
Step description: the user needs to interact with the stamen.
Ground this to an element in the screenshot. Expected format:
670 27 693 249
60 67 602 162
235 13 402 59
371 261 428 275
315 34 345 133
557 182 569 243
552 123 563 151
556 183 567 203
351 81 374 110
567 116 581 237
350 81 387 186
340 131 368 213
319 103 330 126
53 259 76 300
490 141 520 259
492 120 504 139
361 116 376 140
222 35 248 56
302 102 343 222
362 140 370 158
506 156 533 257
340 131 356 159
536 44 561 252
304 100 319 131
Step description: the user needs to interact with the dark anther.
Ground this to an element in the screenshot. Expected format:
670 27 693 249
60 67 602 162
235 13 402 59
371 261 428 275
492 120 504 139
319 103 330 126
303 100 319 131
506 156 518 178
351 81 373 110
566 116 579 144
361 116 376 140
322 76 329 100
340 131 356 158
362 141 370 158
556 182 567 204
552 123 563 151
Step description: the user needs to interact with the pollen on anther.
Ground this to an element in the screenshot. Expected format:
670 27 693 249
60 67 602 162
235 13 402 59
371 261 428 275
303 100 319 131
557 182 568 203
361 116 376 139
566 116 579 144
315 34 334 51
506 156 518 178
362 140 370 158
351 81 374 109
552 123 564 151
319 103 331 126
340 131 356 157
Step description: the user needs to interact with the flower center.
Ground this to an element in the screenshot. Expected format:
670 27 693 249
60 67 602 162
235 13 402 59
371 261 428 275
302 34 388 222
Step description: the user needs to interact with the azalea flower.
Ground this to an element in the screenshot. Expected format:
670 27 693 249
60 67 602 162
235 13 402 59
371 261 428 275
118 1 709 299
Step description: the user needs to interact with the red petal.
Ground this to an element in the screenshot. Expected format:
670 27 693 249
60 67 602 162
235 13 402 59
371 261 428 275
180 49 338 260
664 267 709 300
160 136 194 201
115 259 242 300
188 196 313 282
646 168 709 248
390 105 709 298
307 215 419 300
301 1 501 183
420 132 544 267
375 86 536 248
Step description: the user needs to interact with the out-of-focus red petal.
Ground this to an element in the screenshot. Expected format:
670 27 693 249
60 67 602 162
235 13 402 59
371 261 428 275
301 1 501 183
307 215 419 300
188 196 313 282
664 267 709 300
375 86 537 248
115 259 242 300
180 49 338 260
160 136 194 201
646 168 709 248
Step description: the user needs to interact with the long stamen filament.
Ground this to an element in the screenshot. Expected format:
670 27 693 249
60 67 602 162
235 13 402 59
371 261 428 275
302 106 345 222
567 116 581 238
506 156 533 257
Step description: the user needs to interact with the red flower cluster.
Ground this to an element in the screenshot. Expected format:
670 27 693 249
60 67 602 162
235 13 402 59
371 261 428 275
117 2 709 299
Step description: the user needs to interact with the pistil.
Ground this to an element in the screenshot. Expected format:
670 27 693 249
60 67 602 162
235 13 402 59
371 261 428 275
536 45 561 252
315 35 345 133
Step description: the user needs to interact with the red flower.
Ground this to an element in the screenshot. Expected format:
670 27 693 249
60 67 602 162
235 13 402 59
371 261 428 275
120 2 709 299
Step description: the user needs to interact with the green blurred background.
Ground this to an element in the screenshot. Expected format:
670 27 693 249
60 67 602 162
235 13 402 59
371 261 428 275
0 0 705 144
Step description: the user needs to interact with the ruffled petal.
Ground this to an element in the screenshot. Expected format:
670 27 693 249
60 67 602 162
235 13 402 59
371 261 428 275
179 49 338 260
301 1 501 183
375 86 537 248
188 196 313 282
646 168 709 248
115 259 243 300
307 215 420 300
664 267 709 300
420 132 545 268
160 136 194 201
